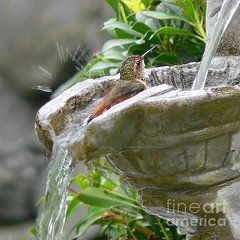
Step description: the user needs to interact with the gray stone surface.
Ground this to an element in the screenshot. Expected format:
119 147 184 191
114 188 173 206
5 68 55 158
83 86 240 187
0 0 111 96
35 56 240 159
216 182 240 239
207 0 240 56
35 56 240 239
0 75 46 222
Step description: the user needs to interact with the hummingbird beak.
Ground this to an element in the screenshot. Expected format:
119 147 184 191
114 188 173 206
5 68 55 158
141 45 157 58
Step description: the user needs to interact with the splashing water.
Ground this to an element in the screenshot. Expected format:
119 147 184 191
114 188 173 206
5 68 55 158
36 122 86 240
191 0 240 90
37 146 72 240
32 85 53 93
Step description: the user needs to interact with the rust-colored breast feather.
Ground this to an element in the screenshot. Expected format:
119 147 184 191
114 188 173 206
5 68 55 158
87 80 146 123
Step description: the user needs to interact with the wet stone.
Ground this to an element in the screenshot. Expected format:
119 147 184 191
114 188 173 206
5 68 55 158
36 56 240 239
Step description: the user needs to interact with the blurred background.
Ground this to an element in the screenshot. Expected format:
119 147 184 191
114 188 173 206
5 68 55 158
0 1 112 239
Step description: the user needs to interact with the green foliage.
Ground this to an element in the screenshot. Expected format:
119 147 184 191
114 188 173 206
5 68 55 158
66 159 187 239
54 0 206 96
30 227 37 237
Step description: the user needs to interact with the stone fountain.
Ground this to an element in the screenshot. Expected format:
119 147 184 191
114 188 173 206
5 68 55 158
35 1 240 239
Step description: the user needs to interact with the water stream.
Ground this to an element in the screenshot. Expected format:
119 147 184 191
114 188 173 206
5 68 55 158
36 122 86 240
37 146 72 240
191 0 240 90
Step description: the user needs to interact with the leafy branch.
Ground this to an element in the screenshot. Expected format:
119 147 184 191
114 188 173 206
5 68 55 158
54 0 206 96
64 158 186 239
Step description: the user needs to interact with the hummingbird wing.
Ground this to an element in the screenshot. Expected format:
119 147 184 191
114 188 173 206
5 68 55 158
87 80 146 123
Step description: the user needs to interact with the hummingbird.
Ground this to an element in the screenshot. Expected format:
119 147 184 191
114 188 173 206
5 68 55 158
87 46 156 124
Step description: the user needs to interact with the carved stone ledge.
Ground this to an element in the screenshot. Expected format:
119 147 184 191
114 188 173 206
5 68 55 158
35 56 240 239
35 56 240 158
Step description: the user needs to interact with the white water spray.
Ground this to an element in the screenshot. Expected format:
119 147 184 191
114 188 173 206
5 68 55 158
37 147 72 240
191 0 240 90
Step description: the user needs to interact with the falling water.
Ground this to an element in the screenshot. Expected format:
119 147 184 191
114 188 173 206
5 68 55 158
36 146 72 240
191 0 240 90
36 123 86 240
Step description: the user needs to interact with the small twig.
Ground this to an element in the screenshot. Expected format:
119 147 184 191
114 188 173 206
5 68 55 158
127 225 137 240
68 187 79 195
157 218 170 240
103 211 155 238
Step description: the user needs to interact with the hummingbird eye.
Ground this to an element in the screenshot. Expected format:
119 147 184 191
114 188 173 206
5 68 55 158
136 60 141 66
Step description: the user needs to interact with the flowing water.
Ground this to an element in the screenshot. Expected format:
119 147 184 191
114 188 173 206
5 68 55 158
36 123 86 240
36 146 72 240
191 0 240 90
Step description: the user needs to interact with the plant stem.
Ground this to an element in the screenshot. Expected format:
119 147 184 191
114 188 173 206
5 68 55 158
103 211 155 238
195 22 206 42
69 187 78 194
157 218 170 240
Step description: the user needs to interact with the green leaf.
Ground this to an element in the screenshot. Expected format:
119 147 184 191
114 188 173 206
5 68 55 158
132 22 152 34
141 0 153 8
135 38 145 44
77 187 141 209
141 10 186 21
102 39 136 52
115 28 134 38
110 68 119 75
103 21 142 37
161 0 183 16
101 221 126 239
103 49 125 61
69 207 105 238
103 18 116 29
66 195 82 219
100 175 118 190
145 18 159 31
175 0 186 8
71 173 90 190
183 0 195 22
119 0 132 18
105 0 119 14
128 42 150 55
151 53 178 65
30 227 37 237
118 27 143 38
128 215 145 229
132 231 150 240
143 30 159 44
136 11 148 23
73 215 103 239
150 26 196 39
130 30 158 49
36 196 45 206
89 61 119 72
